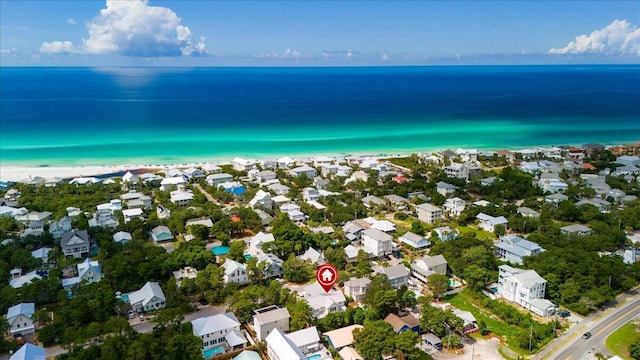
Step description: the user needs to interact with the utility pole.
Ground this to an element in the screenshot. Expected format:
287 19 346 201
529 323 533 352
471 342 475 358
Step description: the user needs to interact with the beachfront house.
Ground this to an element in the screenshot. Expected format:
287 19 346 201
232 157 257 172
61 230 91 259
416 203 443 224
289 165 317 179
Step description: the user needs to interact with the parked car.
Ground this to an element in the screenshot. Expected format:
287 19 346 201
558 310 571 318
582 332 592 339
128 310 135 319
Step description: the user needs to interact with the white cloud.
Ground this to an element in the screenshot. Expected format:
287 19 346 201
39 41 77 54
253 48 309 59
549 19 640 56
41 0 205 57
67 18 77 25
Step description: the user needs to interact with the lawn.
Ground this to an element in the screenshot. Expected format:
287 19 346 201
454 225 495 241
606 321 639 360
444 292 528 356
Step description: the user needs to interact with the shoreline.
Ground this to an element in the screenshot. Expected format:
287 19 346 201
1 141 638 183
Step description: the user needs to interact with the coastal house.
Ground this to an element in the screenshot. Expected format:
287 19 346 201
254 170 277 184
444 163 470 180
150 225 174 243
184 167 205 180
62 257 103 292
265 328 306 360
517 207 540 218
9 269 45 289
5 302 35 335
9 343 46 360
361 195 386 208
220 181 246 195
249 190 273 210
443 197 466 217
399 231 430 249
113 231 132 244
480 176 498 186
248 231 275 255
49 216 72 239
361 228 393 257
616 155 640 167
280 203 306 222
314 155 333 168
285 326 331 359
416 203 443 224
323 325 364 351
538 173 568 193
545 192 569 206
256 251 284 278
31 247 53 264
289 165 317 179
127 281 166 313
159 176 187 191
302 187 320 202
560 224 592 236
497 265 556 317
411 255 448 283
380 264 410 289
253 305 290 342
343 221 366 242
452 309 479 334
173 267 198 288
343 277 371 302
170 189 194 206
301 282 346 319
89 203 119 228
61 230 91 258
222 259 249 285
122 208 144 223
476 213 508 233
495 235 545 265
575 198 612 213
384 194 410 210
299 247 325 265
192 312 247 354
232 157 257 172
277 156 296 169
435 181 458 197
268 182 291 195
384 313 421 334
206 173 233 187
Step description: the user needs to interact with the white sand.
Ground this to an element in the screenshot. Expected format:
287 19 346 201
0 165 156 182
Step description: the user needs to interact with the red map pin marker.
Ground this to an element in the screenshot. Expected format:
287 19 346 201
316 264 338 293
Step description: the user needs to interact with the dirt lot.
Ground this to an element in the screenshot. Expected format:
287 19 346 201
431 337 504 360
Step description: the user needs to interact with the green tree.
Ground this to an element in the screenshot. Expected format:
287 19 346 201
427 273 450 296
353 321 396 360
630 336 640 360
282 256 313 283
228 241 246 263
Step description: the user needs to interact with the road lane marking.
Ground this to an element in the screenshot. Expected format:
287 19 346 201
595 304 640 336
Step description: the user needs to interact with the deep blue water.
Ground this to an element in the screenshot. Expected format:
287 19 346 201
1 65 639 166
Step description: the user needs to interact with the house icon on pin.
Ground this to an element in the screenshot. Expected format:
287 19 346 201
321 269 333 282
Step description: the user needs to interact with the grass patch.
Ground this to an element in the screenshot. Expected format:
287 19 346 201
454 225 495 241
606 321 639 360
444 292 529 356
384 156 419 170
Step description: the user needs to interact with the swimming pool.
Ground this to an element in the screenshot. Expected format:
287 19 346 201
211 246 229 256
307 354 322 360
449 279 462 288
203 346 224 358
120 294 130 303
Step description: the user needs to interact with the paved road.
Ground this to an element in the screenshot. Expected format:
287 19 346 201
131 304 228 334
536 289 640 360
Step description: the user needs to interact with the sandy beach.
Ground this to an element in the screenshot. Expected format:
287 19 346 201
0 165 162 183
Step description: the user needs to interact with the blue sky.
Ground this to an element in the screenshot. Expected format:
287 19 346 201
1 0 639 66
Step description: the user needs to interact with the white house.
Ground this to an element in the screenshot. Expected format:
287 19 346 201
342 277 371 302
150 225 173 243
113 231 132 244
5 303 35 335
265 328 306 360
444 163 469 180
222 259 249 285
173 266 198 288
538 173 568 193
435 181 458 197
361 195 386 208
159 176 187 191
232 157 257 172
285 326 329 358
192 312 247 353
170 189 194 206
301 282 346 319
122 208 144 223
49 216 71 239
495 235 545 265
277 156 296 169
61 230 90 258
616 155 640 167
411 255 448 283
256 251 284 278
289 165 317 179
299 247 325 265
399 232 430 249
416 203 443 225
476 213 508 233
31 247 53 264
249 190 273 210
62 258 103 292
443 197 466 217
206 173 233 186
248 231 275 255
433 226 460 241
127 281 166 313
254 170 277 184
560 224 592 236
253 305 290 342
361 228 393 257
497 265 556 317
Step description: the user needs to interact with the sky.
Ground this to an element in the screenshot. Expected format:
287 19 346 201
1 0 639 66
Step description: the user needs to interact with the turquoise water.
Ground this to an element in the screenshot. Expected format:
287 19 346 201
307 354 322 360
211 246 230 256
203 347 224 358
1 66 638 166
244 254 253 260
121 294 130 302
449 279 462 288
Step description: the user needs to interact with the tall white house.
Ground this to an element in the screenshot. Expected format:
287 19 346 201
415 203 443 224
361 229 393 257
497 265 556 317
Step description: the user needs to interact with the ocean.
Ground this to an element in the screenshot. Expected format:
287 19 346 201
1 65 639 166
